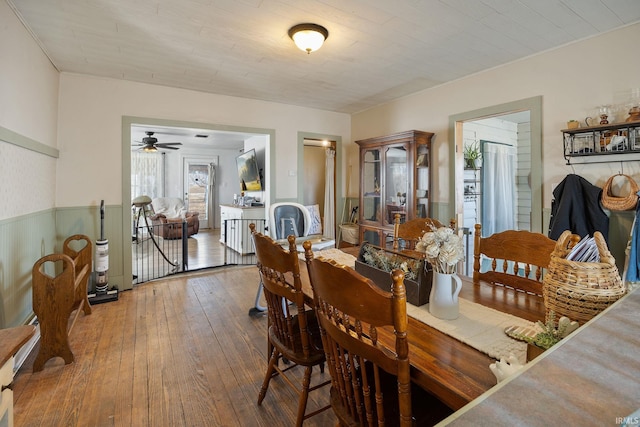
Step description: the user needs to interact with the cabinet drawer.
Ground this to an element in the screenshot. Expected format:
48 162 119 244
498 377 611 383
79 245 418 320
0 356 12 387
0 356 14 427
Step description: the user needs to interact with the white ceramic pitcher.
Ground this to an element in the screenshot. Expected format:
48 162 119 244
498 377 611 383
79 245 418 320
429 271 462 320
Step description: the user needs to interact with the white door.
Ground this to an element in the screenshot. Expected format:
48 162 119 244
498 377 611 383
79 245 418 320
184 157 218 229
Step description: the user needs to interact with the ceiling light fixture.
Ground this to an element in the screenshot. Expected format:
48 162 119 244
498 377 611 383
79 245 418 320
288 23 328 54
143 146 157 153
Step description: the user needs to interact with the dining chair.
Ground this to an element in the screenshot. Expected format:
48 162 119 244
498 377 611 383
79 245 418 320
472 223 572 296
249 203 335 316
392 213 456 254
303 242 453 426
250 224 331 427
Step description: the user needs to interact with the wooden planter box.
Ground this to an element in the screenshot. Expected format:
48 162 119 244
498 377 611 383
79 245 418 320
354 243 432 306
526 343 546 362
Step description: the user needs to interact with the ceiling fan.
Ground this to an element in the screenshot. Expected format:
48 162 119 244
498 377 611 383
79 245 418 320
134 131 182 152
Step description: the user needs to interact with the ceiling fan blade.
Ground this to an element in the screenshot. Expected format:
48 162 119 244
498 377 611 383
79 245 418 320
155 143 182 149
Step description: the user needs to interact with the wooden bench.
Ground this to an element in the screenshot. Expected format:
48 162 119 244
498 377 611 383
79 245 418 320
32 234 93 372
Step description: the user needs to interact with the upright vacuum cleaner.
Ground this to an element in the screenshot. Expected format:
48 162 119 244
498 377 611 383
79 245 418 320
88 200 119 304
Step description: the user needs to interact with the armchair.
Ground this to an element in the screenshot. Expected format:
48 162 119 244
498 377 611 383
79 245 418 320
149 197 200 239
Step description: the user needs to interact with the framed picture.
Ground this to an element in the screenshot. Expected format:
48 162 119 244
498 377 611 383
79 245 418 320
416 154 428 167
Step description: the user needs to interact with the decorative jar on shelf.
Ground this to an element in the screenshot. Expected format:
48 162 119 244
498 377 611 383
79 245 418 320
626 106 640 122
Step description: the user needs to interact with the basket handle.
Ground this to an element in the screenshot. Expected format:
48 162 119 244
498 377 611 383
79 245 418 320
593 231 616 265
552 230 577 258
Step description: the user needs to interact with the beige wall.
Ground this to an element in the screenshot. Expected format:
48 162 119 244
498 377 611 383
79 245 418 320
56 74 351 207
0 0 59 220
352 23 640 210
0 2 59 148
0 1 60 327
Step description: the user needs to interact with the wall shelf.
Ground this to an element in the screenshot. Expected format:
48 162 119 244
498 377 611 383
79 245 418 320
562 120 640 165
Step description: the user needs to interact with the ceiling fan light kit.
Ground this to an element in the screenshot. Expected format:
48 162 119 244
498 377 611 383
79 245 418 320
135 131 182 152
288 23 328 54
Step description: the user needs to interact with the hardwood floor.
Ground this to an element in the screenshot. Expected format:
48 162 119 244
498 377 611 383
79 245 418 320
13 266 336 426
186 228 226 270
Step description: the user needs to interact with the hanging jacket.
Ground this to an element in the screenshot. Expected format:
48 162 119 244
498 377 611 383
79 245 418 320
548 174 609 242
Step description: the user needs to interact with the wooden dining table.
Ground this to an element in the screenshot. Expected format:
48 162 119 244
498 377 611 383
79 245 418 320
297 253 546 411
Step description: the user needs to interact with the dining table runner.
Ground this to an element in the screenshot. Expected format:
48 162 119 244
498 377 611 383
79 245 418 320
405 299 534 363
305 248 536 364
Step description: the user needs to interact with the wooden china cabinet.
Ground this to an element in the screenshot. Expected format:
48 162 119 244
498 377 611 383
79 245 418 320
355 130 434 247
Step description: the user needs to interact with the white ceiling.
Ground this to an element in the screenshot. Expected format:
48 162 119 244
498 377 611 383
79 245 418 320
131 124 260 150
9 0 640 116
8 1 640 150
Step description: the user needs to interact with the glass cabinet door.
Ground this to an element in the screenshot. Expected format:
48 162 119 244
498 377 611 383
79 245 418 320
384 145 408 225
415 143 430 218
362 148 381 222
361 226 381 247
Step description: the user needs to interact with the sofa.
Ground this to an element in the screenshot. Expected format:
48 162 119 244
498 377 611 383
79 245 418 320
149 197 200 239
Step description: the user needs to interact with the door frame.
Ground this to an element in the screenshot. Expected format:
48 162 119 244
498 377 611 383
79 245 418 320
183 156 218 229
121 116 275 291
448 96 543 233
296 131 342 238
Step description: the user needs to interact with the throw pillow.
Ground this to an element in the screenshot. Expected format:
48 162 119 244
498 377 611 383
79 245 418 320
306 204 322 235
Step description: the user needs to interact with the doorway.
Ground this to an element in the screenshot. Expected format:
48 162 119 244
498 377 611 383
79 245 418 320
297 132 342 240
303 139 336 235
449 97 542 275
184 157 218 230
122 117 275 289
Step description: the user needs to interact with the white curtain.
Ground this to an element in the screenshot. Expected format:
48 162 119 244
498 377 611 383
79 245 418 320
481 142 516 236
131 151 164 200
207 163 216 228
323 148 336 239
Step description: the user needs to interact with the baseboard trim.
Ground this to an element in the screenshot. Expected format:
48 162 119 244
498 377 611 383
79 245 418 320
14 315 40 373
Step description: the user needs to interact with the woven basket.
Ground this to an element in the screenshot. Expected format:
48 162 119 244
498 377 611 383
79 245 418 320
542 230 627 324
601 173 639 211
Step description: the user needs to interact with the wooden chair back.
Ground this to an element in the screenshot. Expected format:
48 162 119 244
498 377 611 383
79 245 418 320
473 223 560 296
250 223 330 426
250 223 313 359
392 214 455 253
303 242 414 426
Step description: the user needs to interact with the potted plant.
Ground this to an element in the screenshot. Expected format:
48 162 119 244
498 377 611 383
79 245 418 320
508 311 579 361
567 119 580 129
463 142 481 169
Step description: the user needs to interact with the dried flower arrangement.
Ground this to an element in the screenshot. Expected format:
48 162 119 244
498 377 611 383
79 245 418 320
415 226 464 274
361 244 423 281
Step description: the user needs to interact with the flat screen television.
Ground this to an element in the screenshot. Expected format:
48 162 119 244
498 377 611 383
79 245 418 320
236 149 263 191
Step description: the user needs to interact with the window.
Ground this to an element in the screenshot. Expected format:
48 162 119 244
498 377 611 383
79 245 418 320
131 151 165 200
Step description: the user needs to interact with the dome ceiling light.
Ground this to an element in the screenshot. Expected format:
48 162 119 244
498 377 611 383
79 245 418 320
288 23 329 54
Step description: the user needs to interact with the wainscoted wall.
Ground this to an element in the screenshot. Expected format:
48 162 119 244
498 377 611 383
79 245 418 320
55 205 125 292
0 210 56 329
0 126 59 329
0 205 125 329
601 210 634 273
